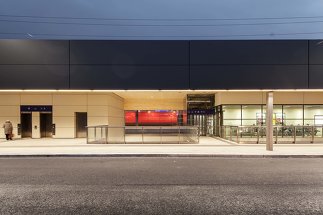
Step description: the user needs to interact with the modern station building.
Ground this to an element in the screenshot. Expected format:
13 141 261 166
0 40 323 140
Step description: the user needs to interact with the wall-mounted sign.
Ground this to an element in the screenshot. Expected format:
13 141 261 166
188 109 215 115
20 105 52 112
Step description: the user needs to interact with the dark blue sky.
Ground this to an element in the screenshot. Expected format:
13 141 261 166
0 0 323 39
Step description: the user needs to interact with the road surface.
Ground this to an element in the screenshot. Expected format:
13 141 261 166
0 157 323 214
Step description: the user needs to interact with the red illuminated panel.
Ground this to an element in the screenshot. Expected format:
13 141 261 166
125 111 136 124
138 111 178 125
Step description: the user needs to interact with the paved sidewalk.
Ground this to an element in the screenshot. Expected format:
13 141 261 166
0 137 323 157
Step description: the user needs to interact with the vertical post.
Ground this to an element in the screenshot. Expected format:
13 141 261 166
178 126 180 144
275 127 278 144
142 126 144 144
311 126 314 143
105 127 108 144
230 127 232 141
94 127 96 142
293 126 296 144
86 127 89 144
266 92 274 151
124 127 126 144
101 127 103 144
160 126 162 144
257 126 260 144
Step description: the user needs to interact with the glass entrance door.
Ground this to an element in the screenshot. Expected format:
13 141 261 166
40 113 52 138
75 112 87 138
21 112 32 138
188 114 214 136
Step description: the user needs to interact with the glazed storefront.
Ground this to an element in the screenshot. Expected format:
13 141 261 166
222 104 323 126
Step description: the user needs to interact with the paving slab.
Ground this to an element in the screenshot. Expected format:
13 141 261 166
1 137 323 157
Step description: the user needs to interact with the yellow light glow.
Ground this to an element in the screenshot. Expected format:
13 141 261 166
1 89 323 93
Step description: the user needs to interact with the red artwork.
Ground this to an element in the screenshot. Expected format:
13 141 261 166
125 111 136 124
125 110 178 125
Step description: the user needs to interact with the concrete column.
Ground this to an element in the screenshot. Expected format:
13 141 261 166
266 92 273 151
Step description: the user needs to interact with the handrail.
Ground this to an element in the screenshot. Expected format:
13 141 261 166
87 125 200 144
220 125 323 144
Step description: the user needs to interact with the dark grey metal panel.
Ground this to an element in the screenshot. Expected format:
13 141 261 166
309 65 323 88
70 65 189 89
190 65 308 89
0 40 69 64
190 40 308 65
309 40 323 64
70 41 189 65
0 65 69 89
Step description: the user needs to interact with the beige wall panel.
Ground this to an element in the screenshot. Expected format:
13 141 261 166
53 94 87 106
108 106 124 118
88 116 109 126
0 94 20 105
108 116 125 126
107 95 124 109
53 116 75 128
53 106 87 116
21 94 52 105
124 99 184 110
0 106 20 117
304 93 323 104
88 95 109 105
215 93 221 106
109 93 123 101
0 116 20 126
32 112 40 138
273 92 304 104
53 127 75 138
219 92 263 104
88 106 109 117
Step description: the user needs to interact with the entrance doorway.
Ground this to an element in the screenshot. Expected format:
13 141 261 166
21 113 32 138
40 113 52 138
188 114 214 136
75 112 87 138
187 94 215 136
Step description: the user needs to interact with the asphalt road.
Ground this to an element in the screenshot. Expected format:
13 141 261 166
0 157 323 214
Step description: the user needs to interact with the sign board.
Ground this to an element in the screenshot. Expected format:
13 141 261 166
20 105 52 112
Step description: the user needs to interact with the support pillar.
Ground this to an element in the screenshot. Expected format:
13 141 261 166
266 92 273 151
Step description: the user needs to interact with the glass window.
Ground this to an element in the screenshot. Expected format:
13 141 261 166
223 105 241 120
223 120 241 126
262 105 283 125
304 105 323 125
241 105 261 125
283 105 303 126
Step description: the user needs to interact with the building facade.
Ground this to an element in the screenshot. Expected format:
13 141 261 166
0 40 323 139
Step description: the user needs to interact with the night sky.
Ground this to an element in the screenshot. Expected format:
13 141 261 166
0 0 323 40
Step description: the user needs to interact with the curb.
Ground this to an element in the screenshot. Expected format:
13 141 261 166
1 154 323 158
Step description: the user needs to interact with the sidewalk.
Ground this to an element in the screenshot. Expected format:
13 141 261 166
1 137 323 157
